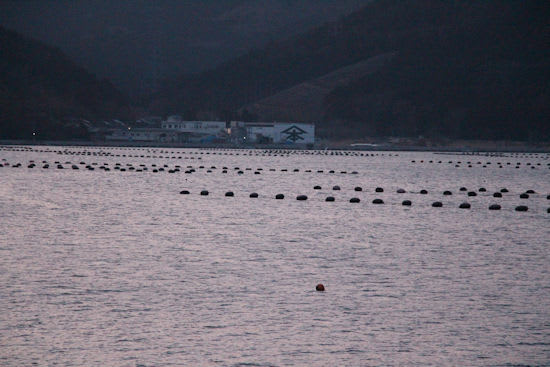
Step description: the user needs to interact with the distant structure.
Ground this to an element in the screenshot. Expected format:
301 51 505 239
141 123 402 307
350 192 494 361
161 115 227 143
229 121 315 145
105 128 178 143
102 116 315 145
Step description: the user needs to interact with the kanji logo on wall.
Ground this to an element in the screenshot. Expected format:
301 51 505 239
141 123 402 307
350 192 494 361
281 125 307 142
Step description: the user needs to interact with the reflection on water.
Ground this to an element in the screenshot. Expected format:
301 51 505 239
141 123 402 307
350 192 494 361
1 146 549 366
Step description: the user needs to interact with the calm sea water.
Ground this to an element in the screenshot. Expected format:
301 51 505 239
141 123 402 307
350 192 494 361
1 146 549 366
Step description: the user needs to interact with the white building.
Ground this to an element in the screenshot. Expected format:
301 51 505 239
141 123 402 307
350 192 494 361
103 118 314 145
105 128 178 142
232 121 315 144
161 116 226 136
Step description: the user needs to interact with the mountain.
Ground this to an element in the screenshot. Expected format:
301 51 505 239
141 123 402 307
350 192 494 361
0 26 131 140
153 0 550 141
0 0 370 98
242 52 396 123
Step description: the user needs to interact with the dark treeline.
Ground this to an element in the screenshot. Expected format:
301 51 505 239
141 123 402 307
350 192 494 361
152 0 550 141
0 26 131 139
0 0 368 97
1 1 548 142
323 1 550 140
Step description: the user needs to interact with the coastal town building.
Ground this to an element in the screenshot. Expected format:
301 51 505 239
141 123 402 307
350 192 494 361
102 117 315 145
230 121 315 144
105 128 179 142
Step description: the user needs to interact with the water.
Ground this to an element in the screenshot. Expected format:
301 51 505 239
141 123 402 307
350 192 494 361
1 146 549 366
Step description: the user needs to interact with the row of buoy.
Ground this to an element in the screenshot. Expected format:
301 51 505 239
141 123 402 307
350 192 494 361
178 190 548 212
2 145 406 157
412 160 548 166
313 185 547 198
4 146 548 168
411 160 549 169
3 144 548 160
11 149 548 167
8 144 550 160
4 160 549 200
1 159 364 175
1 145 400 158
455 151 549 158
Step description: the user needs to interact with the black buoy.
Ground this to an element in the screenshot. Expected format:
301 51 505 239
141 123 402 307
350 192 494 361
249 193 258 198
296 195 308 201
180 190 190 195
432 201 443 207
325 196 335 202
515 205 528 212
459 202 471 209
489 204 501 210
354 187 362 192
225 191 234 197
460 187 467 191
519 193 529 199
332 185 341 191
349 197 360 203
375 187 384 193
313 185 322 190
467 191 477 197
444 191 452 196
200 190 209 196
493 192 502 198
316 284 325 292
396 188 406 193
372 198 384 204
526 189 535 194
500 188 509 193
275 194 284 200
402 200 412 206
479 187 487 192
420 190 428 194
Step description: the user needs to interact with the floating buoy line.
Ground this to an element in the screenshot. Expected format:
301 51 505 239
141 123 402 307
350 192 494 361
173 188 548 213
2 145 548 214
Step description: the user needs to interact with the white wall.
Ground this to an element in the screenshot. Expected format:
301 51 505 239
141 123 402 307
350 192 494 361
161 120 226 136
273 123 315 144
106 129 177 142
240 122 315 144
246 125 275 142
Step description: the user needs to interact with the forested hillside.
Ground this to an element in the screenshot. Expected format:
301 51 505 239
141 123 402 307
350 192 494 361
0 26 131 139
153 0 549 141
0 0 368 97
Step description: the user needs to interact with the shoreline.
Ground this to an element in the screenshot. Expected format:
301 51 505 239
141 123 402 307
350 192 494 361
1 139 549 153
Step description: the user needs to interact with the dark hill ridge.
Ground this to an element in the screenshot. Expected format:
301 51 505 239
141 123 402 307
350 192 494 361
0 26 131 139
153 0 550 141
243 52 396 122
0 0 369 97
